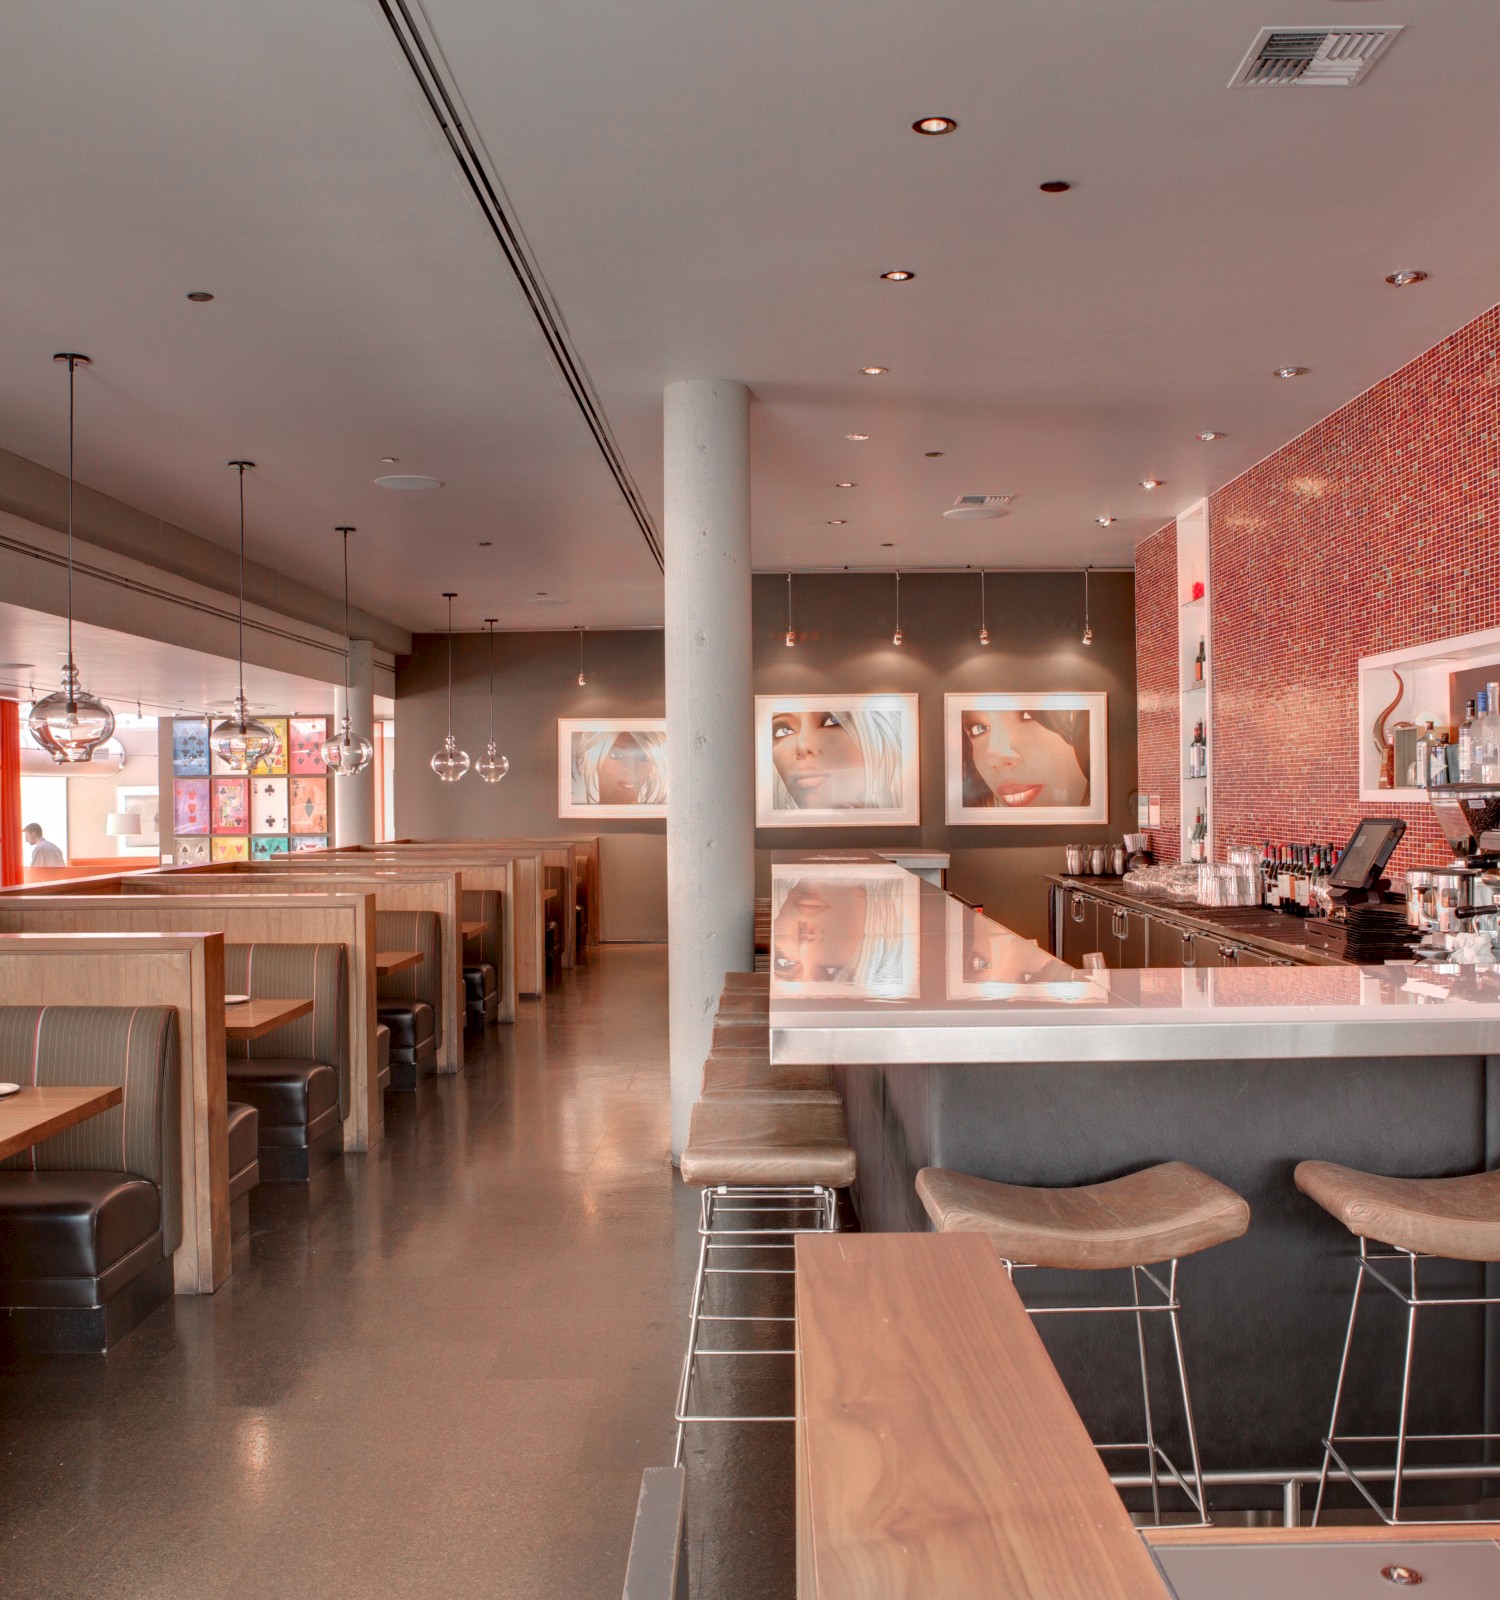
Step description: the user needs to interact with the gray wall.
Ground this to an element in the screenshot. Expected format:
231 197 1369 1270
395 629 668 941
753 571 1137 943
394 572 1136 947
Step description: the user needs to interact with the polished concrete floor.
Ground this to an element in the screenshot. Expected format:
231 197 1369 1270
0 945 793 1599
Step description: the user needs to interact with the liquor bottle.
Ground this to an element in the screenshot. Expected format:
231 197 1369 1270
1459 700 1478 781
1429 725 1451 787
1414 720 1435 789
1277 847 1295 911
1481 688 1500 783
1194 639 1205 684
1261 841 1277 908
1189 808 1207 864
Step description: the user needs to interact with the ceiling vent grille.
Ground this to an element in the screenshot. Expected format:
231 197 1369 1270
1229 25 1403 88
944 494 1014 521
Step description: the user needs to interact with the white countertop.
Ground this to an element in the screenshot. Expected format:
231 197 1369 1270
767 853 1500 1064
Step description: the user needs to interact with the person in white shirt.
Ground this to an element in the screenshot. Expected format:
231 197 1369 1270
23 823 65 868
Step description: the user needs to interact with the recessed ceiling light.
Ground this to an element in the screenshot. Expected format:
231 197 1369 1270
1039 181 1071 193
1195 432 1225 443
925 451 944 458
835 481 856 489
860 366 888 376
1385 269 1428 287
375 474 444 490
185 291 214 303
478 540 492 547
380 456 399 464
827 519 847 525
1095 516 1115 526
1138 478 1163 490
1274 366 1309 379
846 433 870 441
912 116 957 135
880 542 895 548
879 270 915 282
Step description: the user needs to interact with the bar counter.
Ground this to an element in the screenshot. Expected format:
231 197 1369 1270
768 852 1500 1510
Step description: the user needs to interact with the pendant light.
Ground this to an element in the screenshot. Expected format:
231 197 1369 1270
209 463 280 771
27 354 116 763
430 592 470 782
892 570 903 646
1081 566 1094 647
320 526 373 776
576 626 587 688
784 572 796 647
978 569 990 646
474 619 510 784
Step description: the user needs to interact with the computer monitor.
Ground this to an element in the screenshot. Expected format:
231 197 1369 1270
1328 818 1407 892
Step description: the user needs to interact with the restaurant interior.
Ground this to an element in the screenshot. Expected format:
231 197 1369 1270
3 4 1500 1597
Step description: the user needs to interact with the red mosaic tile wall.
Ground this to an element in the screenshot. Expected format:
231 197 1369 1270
1148 302 1500 879
1134 521 1180 862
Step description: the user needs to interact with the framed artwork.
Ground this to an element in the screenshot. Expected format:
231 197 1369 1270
557 718 667 819
172 719 210 777
288 776 328 834
766 863 920 999
211 776 249 834
248 719 289 778
288 718 329 775
291 834 327 852
114 785 160 857
943 692 1108 826
211 835 249 863
754 694 920 828
251 835 290 860
175 837 210 866
251 777 288 836
172 778 210 837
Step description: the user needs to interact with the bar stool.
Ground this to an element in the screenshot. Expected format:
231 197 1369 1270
674 1097 855 1467
699 1052 840 1103
916 1161 1250 1524
1295 1159 1500 1525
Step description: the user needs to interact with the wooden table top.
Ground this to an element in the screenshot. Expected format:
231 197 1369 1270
374 949 422 976
461 920 485 938
796 1232 1171 1600
224 997 314 1041
0 1085 123 1162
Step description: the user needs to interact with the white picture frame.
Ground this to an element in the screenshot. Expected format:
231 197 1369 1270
115 784 161 857
943 692 1108 826
754 693 920 828
557 718 667 819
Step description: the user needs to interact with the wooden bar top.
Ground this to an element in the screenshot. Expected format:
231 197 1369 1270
374 949 422 976
0 1085 123 1161
224 997 313 1042
795 1232 1170 1599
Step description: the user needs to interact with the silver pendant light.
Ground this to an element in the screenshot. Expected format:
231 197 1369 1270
785 572 796 647
474 619 510 784
320 525 374 776
576 626 587 688
1081 565 1094 646
978 568 990 646
210 462 280 771
891 570 903 646
28 354 116 763
430 592 470 782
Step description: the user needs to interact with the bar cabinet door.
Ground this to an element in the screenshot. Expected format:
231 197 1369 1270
1060 891 1098 968
1188 931 1223 969
1117 905 1148 968
1146 917 1190 968
1231 945 1272 967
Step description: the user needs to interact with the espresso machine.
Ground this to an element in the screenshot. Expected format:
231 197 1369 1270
1408 783 1500 953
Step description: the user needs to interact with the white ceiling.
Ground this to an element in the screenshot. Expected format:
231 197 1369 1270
2 1 1498 630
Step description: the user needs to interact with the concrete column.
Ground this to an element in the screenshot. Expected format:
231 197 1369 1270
334 639 376 846
664 379 755 1157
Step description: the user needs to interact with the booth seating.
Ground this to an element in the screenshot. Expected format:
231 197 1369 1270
375 910 441 1089
224 943 348 1183
375 1023 391 1094
0 1005 181 1353
461 889 502 1031
226 1102 259 1239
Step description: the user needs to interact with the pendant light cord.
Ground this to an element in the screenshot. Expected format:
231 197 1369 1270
786 571 792 634
1084 564 1091 629
980 568 986 633
65 357 76 676
443 593 457 739
485 619 497 742
235 463 247 708
342 529 352 695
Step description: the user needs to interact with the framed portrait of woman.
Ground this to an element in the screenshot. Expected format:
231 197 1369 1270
755 694 920 828
768 862 920 999
558 718 667 819
944 692 1107 826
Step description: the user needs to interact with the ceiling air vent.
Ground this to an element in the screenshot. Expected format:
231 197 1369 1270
944 495 1014 522
1229 25 1403 88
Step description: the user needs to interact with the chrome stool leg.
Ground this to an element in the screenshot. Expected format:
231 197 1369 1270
1130 1266 1163 1525
1312 1243 1367 1525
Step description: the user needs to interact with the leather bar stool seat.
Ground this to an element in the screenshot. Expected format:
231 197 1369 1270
375 1023 391 1094
916 1161 1250 1270
711 1019 768 1054
716 993 769 1018
680 1098 855 1189
700 1053 840 1104
1295 1161 1500 1262
721 971 768 994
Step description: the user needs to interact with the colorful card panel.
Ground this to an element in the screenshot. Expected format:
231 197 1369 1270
211 777 249 834
250 778 288 836
251 835 290 860
291 835 327 853
172 779 210 836
288 777 328 834
211 835 249 863
175 837 210 866
248 718 289 778
289 718 329 775
172 719 210 777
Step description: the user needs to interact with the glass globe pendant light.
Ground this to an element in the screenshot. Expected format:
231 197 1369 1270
27 354 116 763
209 462 281 772
320 526 374 776
430 592 470 782
473 619 510 784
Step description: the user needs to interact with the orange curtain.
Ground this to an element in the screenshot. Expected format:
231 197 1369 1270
0 700 21 887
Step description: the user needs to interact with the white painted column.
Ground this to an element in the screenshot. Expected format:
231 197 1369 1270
334 639 376 846
664 379 755 1157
